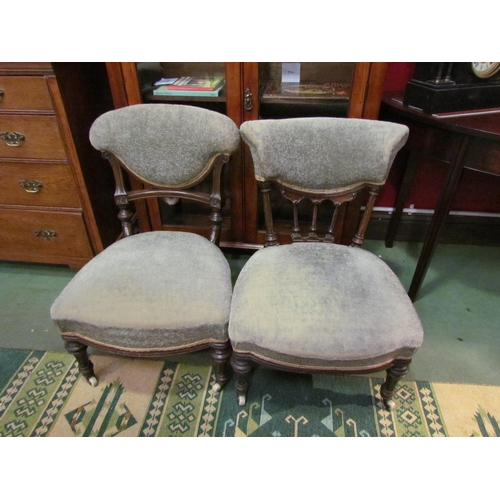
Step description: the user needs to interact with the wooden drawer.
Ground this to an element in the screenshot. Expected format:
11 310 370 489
0 76 53 112
0 162 81 208
0 114 66 160
0 63 52 72
0 208 93 259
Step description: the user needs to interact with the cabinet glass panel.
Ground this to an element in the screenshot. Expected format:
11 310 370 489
258 62 355 119
135 63 230 232
135 62 227 114
256 63 355 237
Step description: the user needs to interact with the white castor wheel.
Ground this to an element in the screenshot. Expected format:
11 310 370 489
88 376 99 387
384 399 396 411
238 394 246 406
212 382 222 394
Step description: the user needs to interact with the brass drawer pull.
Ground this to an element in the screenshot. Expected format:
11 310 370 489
20 179 43 193
0 89 4 102
1 131 25 147
35 229 57 240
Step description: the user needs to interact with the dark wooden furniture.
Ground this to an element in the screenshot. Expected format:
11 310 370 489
381 92 500 301
0 63 117 267
105 62 388 248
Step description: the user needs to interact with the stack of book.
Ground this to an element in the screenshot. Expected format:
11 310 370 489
153 76 225 97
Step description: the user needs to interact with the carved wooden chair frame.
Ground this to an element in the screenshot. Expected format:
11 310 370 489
106 150 230 244
259 179 380 247
231 179 412 408
62 149 233 390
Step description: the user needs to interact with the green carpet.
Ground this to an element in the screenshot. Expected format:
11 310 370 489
1 348 499 437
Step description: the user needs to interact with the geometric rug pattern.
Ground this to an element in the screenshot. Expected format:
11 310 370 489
1 349 500 437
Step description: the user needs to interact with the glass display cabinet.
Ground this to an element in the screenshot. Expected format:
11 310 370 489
105 62 387 247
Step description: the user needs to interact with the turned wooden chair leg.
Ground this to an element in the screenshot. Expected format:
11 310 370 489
231 353 252 406
210 340 232 393
64 338 99 387
380 359 411 410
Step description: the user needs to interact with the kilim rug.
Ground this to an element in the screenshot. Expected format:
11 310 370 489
1 348 499 437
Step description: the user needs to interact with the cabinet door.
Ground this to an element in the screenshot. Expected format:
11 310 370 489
105 62 387 248
105 62 245 244
241 62 388 245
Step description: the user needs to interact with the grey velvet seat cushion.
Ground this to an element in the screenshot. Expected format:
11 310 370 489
51 232 232 350
229 243 423 369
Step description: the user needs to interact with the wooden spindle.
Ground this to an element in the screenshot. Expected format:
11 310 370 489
309 201 319 240
326 202 339 242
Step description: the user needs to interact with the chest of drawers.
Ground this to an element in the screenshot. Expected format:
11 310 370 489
0 63 118 268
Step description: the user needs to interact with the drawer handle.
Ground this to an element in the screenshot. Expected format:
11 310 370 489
244 88 253 111
0 89 4 102
1 131 25 147
35 229 57 240
20 179 43 193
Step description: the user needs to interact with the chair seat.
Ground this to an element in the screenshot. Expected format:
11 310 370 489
51 231 232 351
229 243 424 370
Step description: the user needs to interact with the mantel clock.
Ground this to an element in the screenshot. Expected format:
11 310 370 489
404 62 500 114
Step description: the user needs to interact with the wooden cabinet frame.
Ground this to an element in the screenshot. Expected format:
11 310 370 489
105 62 387 248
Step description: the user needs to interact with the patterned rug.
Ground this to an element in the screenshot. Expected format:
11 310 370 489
1 348 499 437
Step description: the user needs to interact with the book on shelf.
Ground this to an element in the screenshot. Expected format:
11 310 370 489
154 77 178 86
261 82 351 100
159 75 225 92
153 82 225 97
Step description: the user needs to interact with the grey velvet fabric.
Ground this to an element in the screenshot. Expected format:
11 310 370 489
239 118 409 191
229 243 424 369
89 104 240 187
51 232 232 350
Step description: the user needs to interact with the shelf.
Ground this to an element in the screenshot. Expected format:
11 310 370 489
142 87 227 103
259 81 350 118
260 81 350 103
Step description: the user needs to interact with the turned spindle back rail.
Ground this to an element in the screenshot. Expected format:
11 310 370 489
260 180 380 247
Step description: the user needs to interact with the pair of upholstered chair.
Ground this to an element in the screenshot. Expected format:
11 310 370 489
51 104 423 410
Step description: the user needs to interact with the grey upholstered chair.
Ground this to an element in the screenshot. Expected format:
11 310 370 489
51 104 240 392
230 117 424 409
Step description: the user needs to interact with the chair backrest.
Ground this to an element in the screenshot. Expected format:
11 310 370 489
240 117 408 246
89 104 240 244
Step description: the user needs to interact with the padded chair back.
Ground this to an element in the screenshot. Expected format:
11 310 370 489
240 117 408 246
89 104 240 243
240 117 408 191
90 103 240 187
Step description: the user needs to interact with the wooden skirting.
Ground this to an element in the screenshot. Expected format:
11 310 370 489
366 212 500 246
